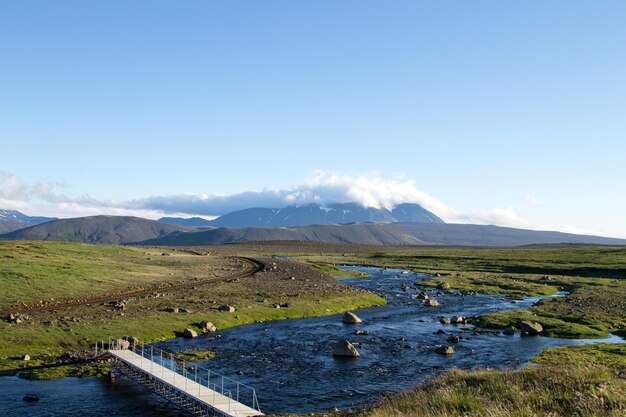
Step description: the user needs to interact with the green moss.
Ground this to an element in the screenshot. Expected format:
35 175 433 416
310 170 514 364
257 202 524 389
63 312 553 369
173 349 215 362
306 262 370 278
532 343 626 369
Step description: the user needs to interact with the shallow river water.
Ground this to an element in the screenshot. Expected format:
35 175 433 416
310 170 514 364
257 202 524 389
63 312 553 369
1 266 623 416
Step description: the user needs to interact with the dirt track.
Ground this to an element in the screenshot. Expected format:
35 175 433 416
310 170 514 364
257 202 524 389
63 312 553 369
0 256 264 316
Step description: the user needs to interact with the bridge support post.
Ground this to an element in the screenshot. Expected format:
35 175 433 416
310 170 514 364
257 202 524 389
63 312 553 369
105 370 116 383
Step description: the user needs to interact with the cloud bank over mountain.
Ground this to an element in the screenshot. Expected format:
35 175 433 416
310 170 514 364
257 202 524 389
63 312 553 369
0 169 618 237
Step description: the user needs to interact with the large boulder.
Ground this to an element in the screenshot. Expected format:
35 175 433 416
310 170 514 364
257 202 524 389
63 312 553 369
218 305 236 313
342 311 363 324
21 354 30 361
113 339 130 350
436 282 451 290
200 321 217 332
332 340 360 358
424 299 440 307
182 328 198 338
520 321 543 336
439 317 452 325
122 335 139 348
415 292 429 300
435 345 454 355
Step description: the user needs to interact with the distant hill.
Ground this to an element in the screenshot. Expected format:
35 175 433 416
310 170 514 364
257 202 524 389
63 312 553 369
204 202 444 228
394 223 626 246
137 223 424 246
0 215 189 244
159 216 214 227
136 222 626 247
0 209 56 233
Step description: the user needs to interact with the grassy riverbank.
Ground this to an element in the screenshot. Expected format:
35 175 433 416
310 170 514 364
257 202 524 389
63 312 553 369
283 245 626 338
0 241 384 378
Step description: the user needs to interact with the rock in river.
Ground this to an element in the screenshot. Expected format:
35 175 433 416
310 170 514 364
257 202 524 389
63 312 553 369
520 321 543 336
23 394 39 402
332 340 360 358
436 282 451 290
424 299 440 307
502 326 516 335
342 311 363 324
435 345 455 355
182 328 198 338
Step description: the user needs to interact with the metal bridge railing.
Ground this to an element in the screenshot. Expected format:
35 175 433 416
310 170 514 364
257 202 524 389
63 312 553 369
95 337 262 414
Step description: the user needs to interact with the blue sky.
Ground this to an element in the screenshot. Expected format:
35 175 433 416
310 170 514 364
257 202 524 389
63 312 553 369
1 1 625 237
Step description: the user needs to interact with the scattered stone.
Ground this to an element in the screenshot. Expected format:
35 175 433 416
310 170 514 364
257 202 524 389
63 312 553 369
436 282 451 290
164 307 179 314
182 328 198 338
273 303 281 309
452 316 465 324
21 354 30 361
424 299 440 307
122 335 139 348
218 305 236 313
520 321 543 336
416 292 429 300
342 311 363 324
439 317 452 325
200 321 217 332
7 313 15 323
332 340 360 358
354 330 369 336
435 329 446 335
23 394 39 402
435 345 455 355
280 302 292 308
113 339 130 350
503 326 516 335
447 335 461 343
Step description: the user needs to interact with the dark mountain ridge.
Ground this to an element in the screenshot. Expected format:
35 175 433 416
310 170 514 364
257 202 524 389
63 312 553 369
136 222 626 247
0 215 189 245
160 202 444 228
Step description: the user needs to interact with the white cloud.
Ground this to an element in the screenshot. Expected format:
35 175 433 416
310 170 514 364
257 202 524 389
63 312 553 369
0 169 622 238
463 207 532 229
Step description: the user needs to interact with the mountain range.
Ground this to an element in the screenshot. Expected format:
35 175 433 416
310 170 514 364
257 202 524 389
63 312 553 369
138 222 626 247
158 203 444 228
0 209 56 233
1 204 625 247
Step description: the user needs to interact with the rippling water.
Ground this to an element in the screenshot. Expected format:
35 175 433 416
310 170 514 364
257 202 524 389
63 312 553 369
1 266 622 416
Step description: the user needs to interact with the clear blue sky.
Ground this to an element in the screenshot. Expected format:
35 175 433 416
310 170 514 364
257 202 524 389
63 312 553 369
1 1 625 237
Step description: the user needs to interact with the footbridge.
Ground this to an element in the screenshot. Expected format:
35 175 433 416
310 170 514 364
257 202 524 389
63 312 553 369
96 338 263 417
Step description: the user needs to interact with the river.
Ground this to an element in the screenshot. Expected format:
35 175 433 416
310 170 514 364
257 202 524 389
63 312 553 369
1 266 622 416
